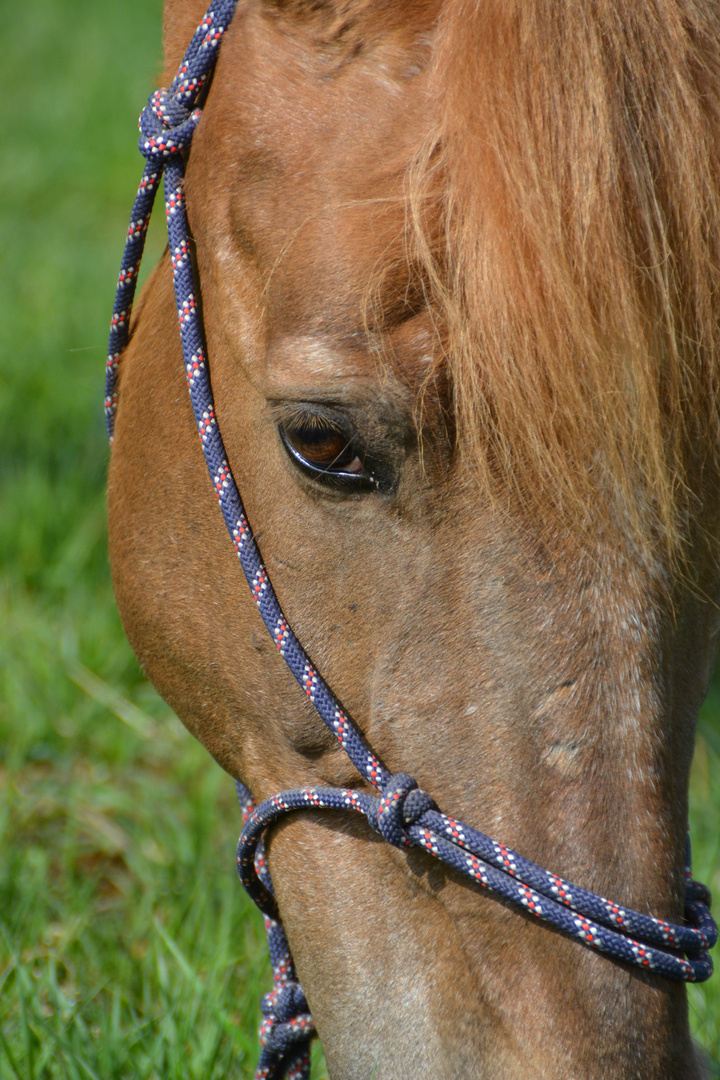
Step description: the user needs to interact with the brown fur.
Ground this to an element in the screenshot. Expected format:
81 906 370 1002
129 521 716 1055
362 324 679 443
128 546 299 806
108 2 720 1076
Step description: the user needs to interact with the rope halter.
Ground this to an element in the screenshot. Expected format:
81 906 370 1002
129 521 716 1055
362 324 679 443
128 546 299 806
107 2 718 1077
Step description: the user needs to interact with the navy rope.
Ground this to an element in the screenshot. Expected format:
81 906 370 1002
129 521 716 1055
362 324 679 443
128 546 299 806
107 2 717 1076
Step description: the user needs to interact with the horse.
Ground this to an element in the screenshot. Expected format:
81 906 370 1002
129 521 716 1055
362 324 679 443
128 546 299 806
106 0 720 1076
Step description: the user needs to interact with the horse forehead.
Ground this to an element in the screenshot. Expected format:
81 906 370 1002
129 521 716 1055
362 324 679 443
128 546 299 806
195 3 437 279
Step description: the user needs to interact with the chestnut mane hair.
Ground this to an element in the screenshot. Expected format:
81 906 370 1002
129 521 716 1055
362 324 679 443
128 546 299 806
407 0 720 562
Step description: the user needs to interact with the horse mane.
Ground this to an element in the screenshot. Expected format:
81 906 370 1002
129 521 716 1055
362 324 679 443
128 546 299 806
409 0 720 563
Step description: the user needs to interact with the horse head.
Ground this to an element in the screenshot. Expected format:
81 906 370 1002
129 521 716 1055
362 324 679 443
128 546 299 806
108 1 720 1075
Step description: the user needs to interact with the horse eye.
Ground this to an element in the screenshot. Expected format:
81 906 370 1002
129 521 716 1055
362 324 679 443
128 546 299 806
282 419 360 471
277 410 376 489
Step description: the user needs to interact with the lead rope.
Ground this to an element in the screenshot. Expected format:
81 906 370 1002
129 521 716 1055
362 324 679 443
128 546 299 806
106 2 717 1077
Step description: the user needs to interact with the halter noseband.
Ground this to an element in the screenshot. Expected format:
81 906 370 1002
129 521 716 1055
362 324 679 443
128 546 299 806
106 4 717 1078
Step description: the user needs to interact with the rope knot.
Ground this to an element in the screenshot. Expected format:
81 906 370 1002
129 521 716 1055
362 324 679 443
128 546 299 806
373 772 436 848
259 981 314 1055
138 88 202 163
261 980 308 1024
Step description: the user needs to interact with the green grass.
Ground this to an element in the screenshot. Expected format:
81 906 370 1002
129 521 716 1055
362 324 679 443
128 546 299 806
0 1 718 1077
688 697 720 1073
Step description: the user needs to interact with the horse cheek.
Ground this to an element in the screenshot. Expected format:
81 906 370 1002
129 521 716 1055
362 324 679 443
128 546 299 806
106 254 293 785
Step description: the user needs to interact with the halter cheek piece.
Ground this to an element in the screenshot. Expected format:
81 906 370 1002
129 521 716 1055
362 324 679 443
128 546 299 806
107 3 717 1078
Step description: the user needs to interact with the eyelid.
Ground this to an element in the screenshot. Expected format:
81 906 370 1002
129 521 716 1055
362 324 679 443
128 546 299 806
272 401 353 435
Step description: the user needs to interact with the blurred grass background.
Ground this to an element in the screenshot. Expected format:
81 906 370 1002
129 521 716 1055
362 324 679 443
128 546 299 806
0 0 717 1077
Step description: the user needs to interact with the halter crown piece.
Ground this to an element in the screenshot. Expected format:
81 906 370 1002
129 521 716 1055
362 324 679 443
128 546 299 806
107 3 717 1077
